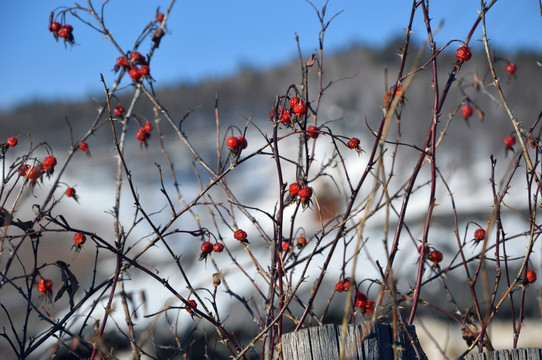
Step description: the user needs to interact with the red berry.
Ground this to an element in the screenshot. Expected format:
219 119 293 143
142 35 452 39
37 278 53 294
50 21 61 32
79 141 89 152
526 269 537 283
395 84 404 97
130 52 145 65
129 67 142 81
6 137 17 147
343 278 351 290
139 65 150 76
474 228 486 241
237 136 247 150
27 165 43 182
335 281 345 293
268 108 275 121
156 12 165 23
505 63 517 76
289 97 301 109
297 236 307 248
461 105 473 119
43 155 57 168
65 187 76 198
347 137 360 150
355 291 368 309
383 91 393 106
364 300 375 315
306 126 319 139
43 155 57 174
293 101 308 116
233 229 247 242
289 182 301 196
298 186 313 203
418 244 429 256
280 109 291 124
430 250 443 266
73 232 86 246
143 122 153 133
201 241 213 253
504 135 516 150
226 136 240 150
58 25 73 38
58 27 68 38
213 243 224 252
136 127 150 142
18 164 30 177
114 105 126 117
186 299 197 315
116 56 129 69
281 241 290 252
456 45 472 62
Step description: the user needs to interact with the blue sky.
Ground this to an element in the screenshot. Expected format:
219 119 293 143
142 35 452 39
1 1 541 111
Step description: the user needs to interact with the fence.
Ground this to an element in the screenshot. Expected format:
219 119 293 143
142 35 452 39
281 323 542 360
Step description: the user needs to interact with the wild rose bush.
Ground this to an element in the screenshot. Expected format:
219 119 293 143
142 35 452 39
1 1 540 359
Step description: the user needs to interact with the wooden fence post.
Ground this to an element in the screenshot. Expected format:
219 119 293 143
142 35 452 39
460 348 542 360
281 322 427 360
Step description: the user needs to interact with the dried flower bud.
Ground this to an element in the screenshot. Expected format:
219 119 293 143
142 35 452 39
213 272 222 287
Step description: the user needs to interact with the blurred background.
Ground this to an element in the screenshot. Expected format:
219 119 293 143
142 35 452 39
1 1 541 111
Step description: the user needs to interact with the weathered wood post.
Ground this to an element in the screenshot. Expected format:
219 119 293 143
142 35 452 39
460 348 542 360
281 322 427 360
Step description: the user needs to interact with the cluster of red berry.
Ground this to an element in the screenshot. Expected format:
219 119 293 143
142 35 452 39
17 155 58 185
288 182 313 207
355 291 375 315
186 299 197 316
199 241 225 260
269 96 308 127
335 279 374 314
383 84 405 107
226 135 248 156
115 52 151 82
37 278 53 295
335 278 351 293
113 104 155 146
280 236 308 253
49 20 75 45
136 122 154 146
418 244 443 267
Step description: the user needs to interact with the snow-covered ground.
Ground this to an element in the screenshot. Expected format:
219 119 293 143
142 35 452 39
2 107 541 358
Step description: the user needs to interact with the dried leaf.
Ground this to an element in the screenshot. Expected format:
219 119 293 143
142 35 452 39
55 261 79 309
306 54 315 68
